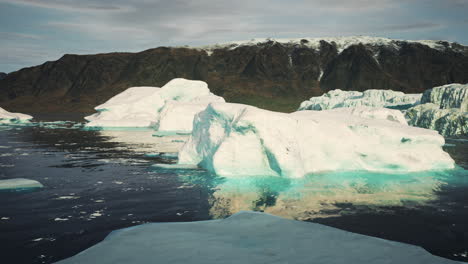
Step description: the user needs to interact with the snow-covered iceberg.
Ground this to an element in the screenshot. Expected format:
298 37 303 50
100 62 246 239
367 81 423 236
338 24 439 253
178 103 454 178
85 86 163 128
298 89 421 111
85 78 224 130
0 107 32 124
56 211 458 264
326 107 408 125
406 84 468 136
0 178 43 191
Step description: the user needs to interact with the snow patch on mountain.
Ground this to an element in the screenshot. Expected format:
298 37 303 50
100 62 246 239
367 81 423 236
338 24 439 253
198 36 465 55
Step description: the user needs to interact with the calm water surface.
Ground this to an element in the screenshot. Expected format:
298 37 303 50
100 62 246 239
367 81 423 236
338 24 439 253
0 115 467 264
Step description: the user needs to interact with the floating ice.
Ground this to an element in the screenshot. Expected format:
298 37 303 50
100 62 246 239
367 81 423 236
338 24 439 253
85 78 224 129
0 178 43 191
56 211 458 264
406 83 468 136
85 86 163 128
298 89 421 111
154 102 222 132
0 107 32 124
178 103 454 178
325 107 408 125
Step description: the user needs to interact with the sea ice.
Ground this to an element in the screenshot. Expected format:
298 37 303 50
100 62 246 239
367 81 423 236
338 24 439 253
178 103 454 178
0 107 33 124
56 211 458 264
0 178 43 190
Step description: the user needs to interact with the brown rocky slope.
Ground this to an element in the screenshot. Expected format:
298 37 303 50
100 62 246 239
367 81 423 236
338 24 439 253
1 37 467 115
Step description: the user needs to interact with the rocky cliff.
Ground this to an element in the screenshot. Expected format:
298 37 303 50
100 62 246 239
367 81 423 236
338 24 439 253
1 37 467 114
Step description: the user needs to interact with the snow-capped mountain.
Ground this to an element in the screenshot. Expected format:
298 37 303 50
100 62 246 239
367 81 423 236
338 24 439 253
1 36 467 114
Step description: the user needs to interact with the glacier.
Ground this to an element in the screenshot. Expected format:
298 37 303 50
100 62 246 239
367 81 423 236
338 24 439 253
85 78 224 130
0 107 33 124
0 178 43 191
56 211 458 264
298 89 421 111
406 83 468 136
178 103 454 178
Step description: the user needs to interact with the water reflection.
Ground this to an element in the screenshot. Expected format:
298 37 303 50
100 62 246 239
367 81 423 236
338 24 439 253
98 130 187 154
178 168 468 220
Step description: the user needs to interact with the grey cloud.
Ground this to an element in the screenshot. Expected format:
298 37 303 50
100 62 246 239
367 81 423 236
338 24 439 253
0 0 125 11
378 22 443 32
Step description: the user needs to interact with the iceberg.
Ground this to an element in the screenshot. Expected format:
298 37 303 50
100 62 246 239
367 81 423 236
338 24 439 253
298 89 421 111
85 86 163 128
154 102 224 133
178 103 454 178
0 178 43 191
0 107 33 124
56 211 458 264
406 83 468 136
85 78 224 129
326 107 408 125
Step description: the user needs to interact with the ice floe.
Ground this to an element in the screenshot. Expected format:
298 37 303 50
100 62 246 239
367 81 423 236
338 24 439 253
56 211 458 264
0 178 43 190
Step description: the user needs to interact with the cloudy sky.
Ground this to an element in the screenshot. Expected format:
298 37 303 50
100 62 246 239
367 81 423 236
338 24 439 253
1 0 467 73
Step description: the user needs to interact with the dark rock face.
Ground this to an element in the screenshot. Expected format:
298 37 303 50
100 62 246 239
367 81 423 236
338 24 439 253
1 39 467 114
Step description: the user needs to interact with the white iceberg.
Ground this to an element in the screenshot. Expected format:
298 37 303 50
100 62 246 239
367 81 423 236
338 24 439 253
0 107 33 124
406 83 468 136
154 102 224 133
56 211 458 264
178 103 454 178
326 107 408 125
0 178 43 190
85 86 163 128
298 89 421 111
85 78 224 129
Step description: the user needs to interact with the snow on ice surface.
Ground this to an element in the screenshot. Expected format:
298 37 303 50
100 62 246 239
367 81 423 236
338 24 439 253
85 79 224 129
0 178 43 190
298 89 421 111
85 86 163 128
198 36 464 55
178 103 454 178
0 107 32 124
56 211 458 264
325 107 408 125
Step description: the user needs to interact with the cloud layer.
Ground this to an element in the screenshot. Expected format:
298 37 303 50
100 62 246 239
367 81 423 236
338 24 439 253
0 0 467 72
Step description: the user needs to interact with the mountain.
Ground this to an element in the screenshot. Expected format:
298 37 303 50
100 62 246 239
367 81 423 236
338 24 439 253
1 36 467 114
0 72 6 80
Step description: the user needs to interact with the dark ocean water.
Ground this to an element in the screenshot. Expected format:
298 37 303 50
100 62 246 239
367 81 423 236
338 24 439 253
0 116 467 264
